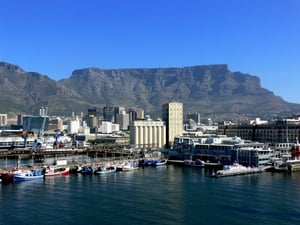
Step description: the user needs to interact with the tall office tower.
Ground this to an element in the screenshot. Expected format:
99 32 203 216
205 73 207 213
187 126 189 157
85 107 100 128
162 102 183 148
116 111 130 131
114 106 126 123
103 104 114 121
128 108 144 123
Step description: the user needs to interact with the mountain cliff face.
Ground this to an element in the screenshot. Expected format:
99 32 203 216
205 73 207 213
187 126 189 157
1 62 300 120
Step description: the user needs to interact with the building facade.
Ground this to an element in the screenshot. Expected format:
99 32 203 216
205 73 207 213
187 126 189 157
217 119 300 144
0 114 7 126
115 112 130 130
162 102 183 148
129 120 166 149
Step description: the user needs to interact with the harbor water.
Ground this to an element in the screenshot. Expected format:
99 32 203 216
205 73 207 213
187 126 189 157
1 164 300 225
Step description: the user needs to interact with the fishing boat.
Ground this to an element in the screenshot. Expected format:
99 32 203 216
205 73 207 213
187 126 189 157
139 159 151 166
184 159 205 168
80 165 94 175
94 163 116 174
0 168 25 183
43 165 70 176
151 159 168 167
120 161 139 171
13 169 44 181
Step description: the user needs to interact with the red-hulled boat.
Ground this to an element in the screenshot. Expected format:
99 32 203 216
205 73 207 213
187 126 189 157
43 165 70 177
0 168 25 183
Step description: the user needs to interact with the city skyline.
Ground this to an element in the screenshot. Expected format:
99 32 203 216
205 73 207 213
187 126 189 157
1 0 300 103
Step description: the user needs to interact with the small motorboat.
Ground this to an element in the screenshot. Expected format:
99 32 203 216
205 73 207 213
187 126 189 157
94 163 116 174
121 161 139 171
184 159 205 168
151 159 168 167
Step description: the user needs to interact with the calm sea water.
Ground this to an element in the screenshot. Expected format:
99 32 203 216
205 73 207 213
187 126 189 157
1 165 300 225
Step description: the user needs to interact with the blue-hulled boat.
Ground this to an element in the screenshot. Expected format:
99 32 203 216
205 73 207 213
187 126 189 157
151 159 168 166
80 165 94 175
13 170 44 182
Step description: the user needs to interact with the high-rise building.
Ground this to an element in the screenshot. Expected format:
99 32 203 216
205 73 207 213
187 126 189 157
114 106 125 123
103 104 114 121
128 108 144 123
116 111 130 131
162 102 183 148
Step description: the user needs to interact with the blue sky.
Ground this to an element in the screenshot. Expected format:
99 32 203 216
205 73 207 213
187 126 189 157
1 0 300 103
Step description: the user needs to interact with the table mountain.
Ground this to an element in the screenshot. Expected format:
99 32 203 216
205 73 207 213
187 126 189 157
1 62 300 120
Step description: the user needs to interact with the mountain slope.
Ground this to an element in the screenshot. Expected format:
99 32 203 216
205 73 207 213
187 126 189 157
1 62 299 120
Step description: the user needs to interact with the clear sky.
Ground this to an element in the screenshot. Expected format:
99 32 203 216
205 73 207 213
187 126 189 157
1 0 300 103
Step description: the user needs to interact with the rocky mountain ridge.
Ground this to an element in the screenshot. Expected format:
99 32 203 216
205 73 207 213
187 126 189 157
1 62 300 121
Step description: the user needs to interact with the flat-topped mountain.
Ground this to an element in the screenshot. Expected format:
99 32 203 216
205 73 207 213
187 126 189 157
1 62 299 121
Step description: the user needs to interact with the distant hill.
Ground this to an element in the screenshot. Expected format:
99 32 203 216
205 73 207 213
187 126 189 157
1 62 300 121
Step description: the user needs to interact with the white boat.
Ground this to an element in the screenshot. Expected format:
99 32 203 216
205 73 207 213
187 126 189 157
211 163 262 178
94 163 116 174
121 161 139 171
13 170 44 181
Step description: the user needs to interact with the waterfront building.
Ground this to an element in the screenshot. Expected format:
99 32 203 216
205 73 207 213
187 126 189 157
170 135 272 167
23 116 49 134
217 116 300 145
129 119 166 149
162 102 183 148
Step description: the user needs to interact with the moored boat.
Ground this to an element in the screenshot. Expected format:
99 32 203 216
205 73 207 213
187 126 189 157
43 165 70 176
211 163 262 178
0 168 25 183
151 159 168 166
13 169 44 181
80 165 94 175
184 159 205 168
94 163 116 174
121 161 139 171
